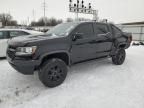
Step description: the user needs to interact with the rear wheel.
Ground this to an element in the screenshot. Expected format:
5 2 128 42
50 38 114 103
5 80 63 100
39 58 68 88
112 49 126 65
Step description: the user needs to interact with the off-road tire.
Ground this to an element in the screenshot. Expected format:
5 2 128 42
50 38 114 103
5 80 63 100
38 58 68 88
112 49 126 65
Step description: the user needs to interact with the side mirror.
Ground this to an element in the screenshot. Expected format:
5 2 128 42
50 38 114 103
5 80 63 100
72 33 83 41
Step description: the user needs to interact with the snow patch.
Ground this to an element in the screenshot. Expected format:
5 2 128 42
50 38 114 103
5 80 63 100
0 46 144 108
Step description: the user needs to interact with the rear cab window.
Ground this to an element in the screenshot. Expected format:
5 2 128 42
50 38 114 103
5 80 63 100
93 23 109 35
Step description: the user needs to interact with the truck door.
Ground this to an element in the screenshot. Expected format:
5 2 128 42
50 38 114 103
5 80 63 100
71 23 95 63
92 23 113 57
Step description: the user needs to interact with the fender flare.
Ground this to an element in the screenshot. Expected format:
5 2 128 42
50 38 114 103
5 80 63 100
38 50 71 66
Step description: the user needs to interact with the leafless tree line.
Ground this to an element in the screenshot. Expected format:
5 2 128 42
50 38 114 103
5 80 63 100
0 13 91 27
0 13 17 26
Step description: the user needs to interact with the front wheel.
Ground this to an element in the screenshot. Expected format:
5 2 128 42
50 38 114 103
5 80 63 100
38 58 68 88
112 49 126 65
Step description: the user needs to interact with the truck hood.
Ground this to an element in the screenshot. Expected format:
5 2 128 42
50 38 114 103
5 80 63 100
8 34 63 47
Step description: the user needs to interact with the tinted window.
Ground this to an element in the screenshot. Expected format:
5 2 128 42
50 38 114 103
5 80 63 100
112 25 121 36
0 31 8 39
76 24 93 38
94 23 109 34
10 31 29 37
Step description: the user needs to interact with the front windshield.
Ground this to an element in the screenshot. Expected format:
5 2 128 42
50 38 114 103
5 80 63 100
46 22 78 36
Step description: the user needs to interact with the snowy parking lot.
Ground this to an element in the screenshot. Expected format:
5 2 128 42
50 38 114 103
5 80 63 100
0 46 144 108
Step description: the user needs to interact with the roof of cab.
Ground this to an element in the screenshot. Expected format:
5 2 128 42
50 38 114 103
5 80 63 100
69 21 110 25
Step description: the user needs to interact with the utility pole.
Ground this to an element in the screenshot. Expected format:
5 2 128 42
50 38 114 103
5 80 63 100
42 0 47 26
32 9 36 22
27 17 29 26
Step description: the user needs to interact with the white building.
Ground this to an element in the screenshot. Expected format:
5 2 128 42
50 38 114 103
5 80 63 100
118 22 144 41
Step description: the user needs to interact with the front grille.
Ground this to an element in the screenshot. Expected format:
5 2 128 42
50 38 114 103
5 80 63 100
7 46 16 59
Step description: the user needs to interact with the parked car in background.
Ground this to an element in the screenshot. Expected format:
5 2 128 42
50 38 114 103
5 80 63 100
0 29 42 57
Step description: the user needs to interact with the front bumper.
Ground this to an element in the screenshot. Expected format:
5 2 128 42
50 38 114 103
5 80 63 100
7 55 40 75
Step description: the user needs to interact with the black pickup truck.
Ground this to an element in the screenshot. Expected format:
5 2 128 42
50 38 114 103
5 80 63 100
7 22 132 87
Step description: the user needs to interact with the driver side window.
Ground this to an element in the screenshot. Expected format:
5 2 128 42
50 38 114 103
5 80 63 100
76 24 93 38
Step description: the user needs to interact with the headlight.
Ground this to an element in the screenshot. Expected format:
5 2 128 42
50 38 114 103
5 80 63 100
15 46 37 56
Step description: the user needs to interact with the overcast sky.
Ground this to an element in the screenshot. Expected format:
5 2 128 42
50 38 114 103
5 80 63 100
0 0 144 24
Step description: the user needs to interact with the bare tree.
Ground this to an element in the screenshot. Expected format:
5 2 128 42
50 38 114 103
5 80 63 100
78 17 91 21
49 18 57 26
57 19 63 24
8 20 18 26
30 17 63 26
49 18 62 26
37 17 45 26
31 21 37 26
0 13 12 26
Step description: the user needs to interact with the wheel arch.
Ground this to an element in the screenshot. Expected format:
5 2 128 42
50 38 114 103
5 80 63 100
39 51 71 67
118 43 127 49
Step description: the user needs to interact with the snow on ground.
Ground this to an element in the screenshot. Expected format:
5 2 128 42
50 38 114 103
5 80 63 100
0 46 144 108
